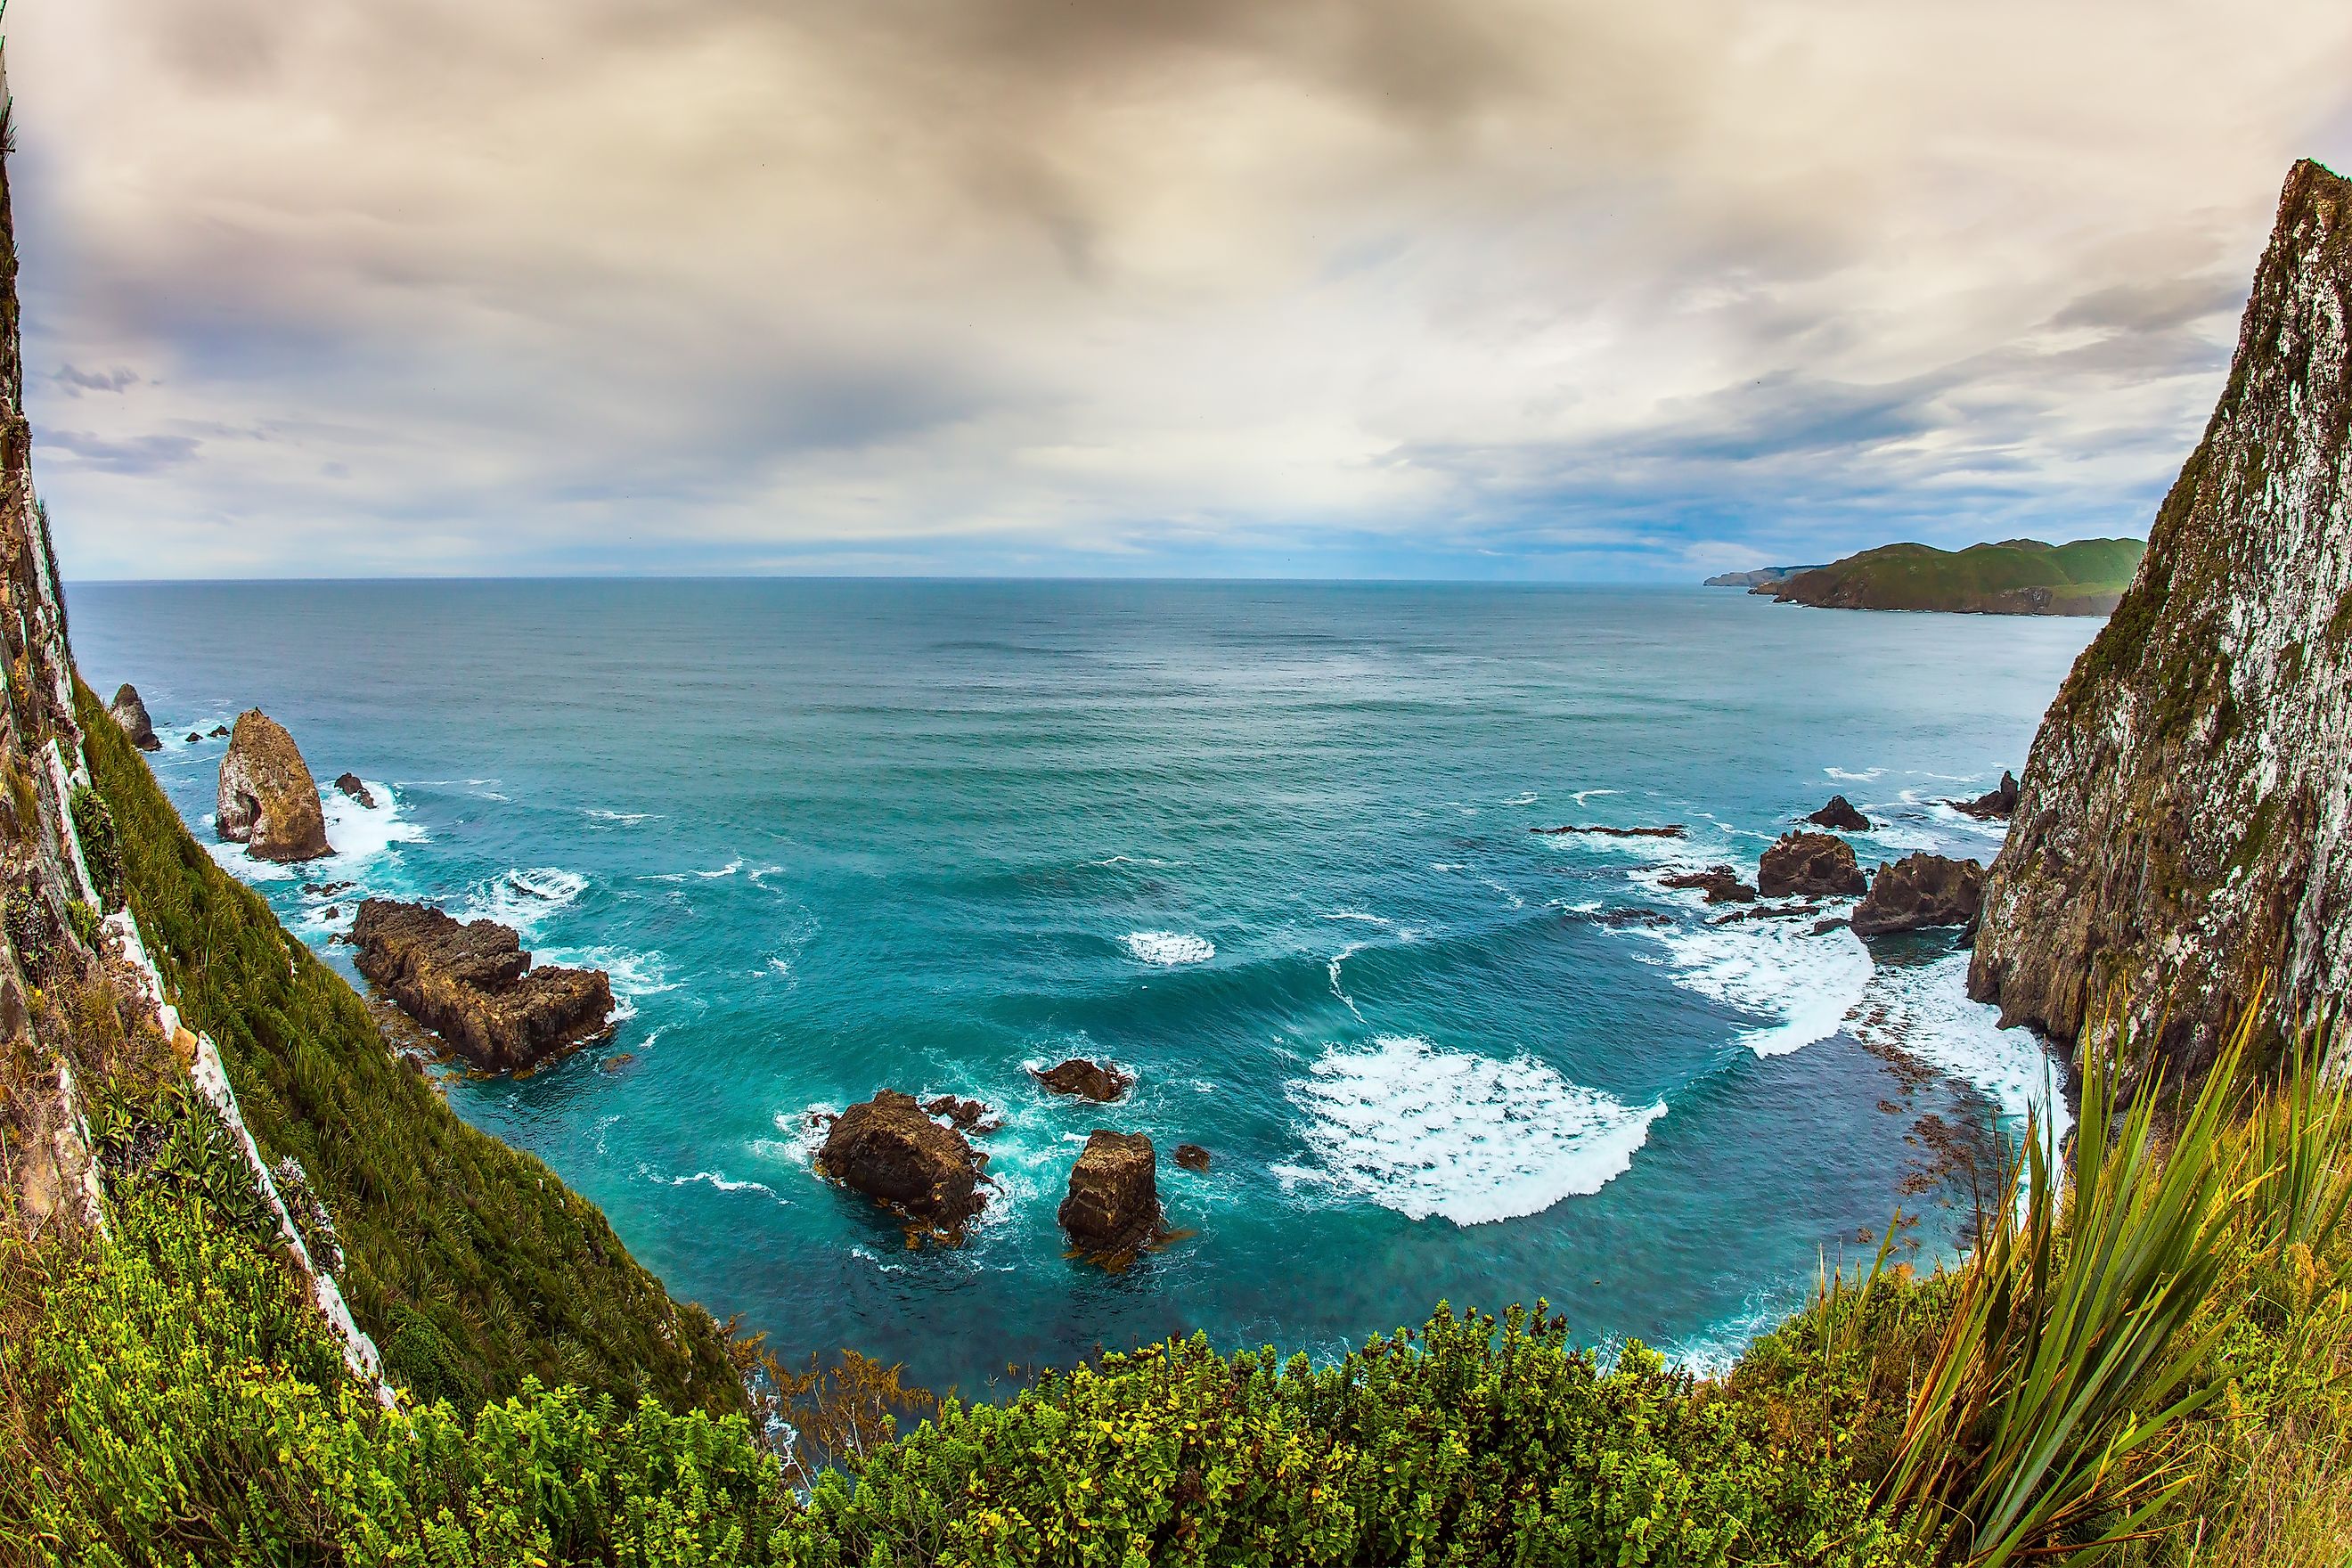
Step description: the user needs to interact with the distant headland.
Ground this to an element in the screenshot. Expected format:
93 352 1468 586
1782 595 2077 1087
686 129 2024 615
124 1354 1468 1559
1707 536 2145 615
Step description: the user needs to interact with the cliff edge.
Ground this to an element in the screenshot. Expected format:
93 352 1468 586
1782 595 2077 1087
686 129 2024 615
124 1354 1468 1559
1971 159 2352 1074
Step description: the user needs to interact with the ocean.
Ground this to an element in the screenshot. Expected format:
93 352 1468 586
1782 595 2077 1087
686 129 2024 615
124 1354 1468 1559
69 580 2089 1394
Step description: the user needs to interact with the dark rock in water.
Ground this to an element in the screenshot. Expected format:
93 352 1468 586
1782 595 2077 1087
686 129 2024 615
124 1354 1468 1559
302 879 356 897
321 906 339 920
1574 906 1675 928
350 898 613 1073
1033 1058 1133 1101
1659 865 1757 904
333 772 377 809
1711 901 1824 927
1809 918 1852 936
1173 1142 1211 1172
1530 823 1686 839
1949 771 2020 821
108 683 161 751
1758 832 1866 898
923 1094 995 1132
184 731 202 744
1806 795 1872 832
216 709 333 862
1854 854 1985 937
817 1090 987 1234
208 724 229 738
1058 1130 1161 1254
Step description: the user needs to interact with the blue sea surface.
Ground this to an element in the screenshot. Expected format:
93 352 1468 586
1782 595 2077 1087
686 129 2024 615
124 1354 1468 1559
70 581 2091 1392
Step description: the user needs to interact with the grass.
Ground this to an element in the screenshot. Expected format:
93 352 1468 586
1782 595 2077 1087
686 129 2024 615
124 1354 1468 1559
1781 538 2147 614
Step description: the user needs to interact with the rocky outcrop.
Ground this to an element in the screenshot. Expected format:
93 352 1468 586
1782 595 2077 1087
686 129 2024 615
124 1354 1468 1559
1758 832 1866 898
349 899 612 1073
333 772 377 809
816 1090 989 1234
108 684 159 751
1033 1058 1132 1101
1806 796 1871 832
923 1094 996 1132
1971 160 2352 1076
1530 823 1686 838
1058 1130 1161 1255
1950 772 2019 821
1855 853 1985 938
1173 1142 1211 1172
1659 865 1757 903
1703 565 1824 588
216 710 331 862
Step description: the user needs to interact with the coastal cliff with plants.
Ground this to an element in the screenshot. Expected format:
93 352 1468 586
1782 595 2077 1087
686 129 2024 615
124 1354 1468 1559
1761 538 2146 616
1 80 2348 1568
1972 158 2352 1079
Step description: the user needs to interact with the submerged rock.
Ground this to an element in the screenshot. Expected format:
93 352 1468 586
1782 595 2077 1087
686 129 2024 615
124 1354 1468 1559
1658 865 1757 904
1972 160 2352 1076
816 1090 987 1234
109 684 160 751
1033 1058 1133 1101
1530 823 1686 838
1758 832 1866 899
1805 795 1871 832
333 772 377 809
1853 854 1985 938
1058 1130 1161 1255
1173 1142 1211 1172
350 898 613 1073
216 709 332 862
1949 772 2019 821
922 1095 995 1132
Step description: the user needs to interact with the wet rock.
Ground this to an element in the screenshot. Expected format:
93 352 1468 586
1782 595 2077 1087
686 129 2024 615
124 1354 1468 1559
302 880 356 897
1530 823 1686 838
1949 771 2020 821
1711 901 1824 927
321 906 339 920
1058 1130 1162 1254
1173 1143 1211 1172
184 731 202 744
1658 865 1757 904
108 684 160 751
1853 854 1986 937
816 1090 987 1233
1758 832 1866 898
923 1095 995 1132
1033 1058 1133 1101
333 772 377 809
1573 906 1675 928
1809 918 1852 936
350 898 614 1073
1805 795 1872 832
216 709 332 862
208 724 229 738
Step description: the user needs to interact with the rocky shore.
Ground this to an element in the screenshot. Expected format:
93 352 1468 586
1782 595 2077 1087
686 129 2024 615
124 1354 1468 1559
350 899 614 1074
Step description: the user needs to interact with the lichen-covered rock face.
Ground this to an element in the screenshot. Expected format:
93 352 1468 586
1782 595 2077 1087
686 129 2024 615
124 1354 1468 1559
1854 853 1985 938
216 709 331 862
350 898 613 1073
1971 159 2352 1076
1058 1129 1161 1254
815 1090 986 1233
108 683 159 751
1758 832 1866 898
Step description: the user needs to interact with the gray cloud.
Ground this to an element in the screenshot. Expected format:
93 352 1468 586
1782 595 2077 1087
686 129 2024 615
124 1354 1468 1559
9 0 2352 578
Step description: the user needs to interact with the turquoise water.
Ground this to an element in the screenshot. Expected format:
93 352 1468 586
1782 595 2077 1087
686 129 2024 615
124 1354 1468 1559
70 581 2090 1393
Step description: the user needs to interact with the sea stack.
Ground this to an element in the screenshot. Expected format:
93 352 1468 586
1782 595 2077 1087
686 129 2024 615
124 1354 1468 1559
216 709 332 862
1058 1130 1162 1256
1852 854 1985 937
1971 159 2352 1079
1757 831 1866 898
350 898 613 1073
815 1090 988 1235
108 684 160 751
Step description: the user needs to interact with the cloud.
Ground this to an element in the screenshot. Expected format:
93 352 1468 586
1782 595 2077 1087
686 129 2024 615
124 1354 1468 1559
9 0 2352 578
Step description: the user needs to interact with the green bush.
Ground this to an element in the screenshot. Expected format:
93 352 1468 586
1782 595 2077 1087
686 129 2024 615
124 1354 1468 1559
69 781 126 911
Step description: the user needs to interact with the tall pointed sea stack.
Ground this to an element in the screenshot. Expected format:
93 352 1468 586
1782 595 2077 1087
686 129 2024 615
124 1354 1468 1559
1970 159 2352 1075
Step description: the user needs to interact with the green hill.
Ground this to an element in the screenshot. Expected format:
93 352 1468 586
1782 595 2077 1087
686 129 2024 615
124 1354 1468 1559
1770 537 2145 615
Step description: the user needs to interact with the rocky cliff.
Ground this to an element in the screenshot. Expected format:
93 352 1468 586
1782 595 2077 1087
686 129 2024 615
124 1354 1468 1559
1970 159 2352 1075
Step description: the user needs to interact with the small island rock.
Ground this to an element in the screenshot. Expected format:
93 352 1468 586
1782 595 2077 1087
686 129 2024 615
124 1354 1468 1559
1173 1143 1211 1172
1758 832 1866 899
1058 1130 1162 1254
1950 772 2021 821
1851 854 1986 937
1659 865 1757 904
350 898 613 1073
1805 795 1871 832
216 709 332 862
333 772 378 809
208 724 229 738
817 1090 989 1233
1033 1058 1133 1101
184 731 202 744
109 684 161 751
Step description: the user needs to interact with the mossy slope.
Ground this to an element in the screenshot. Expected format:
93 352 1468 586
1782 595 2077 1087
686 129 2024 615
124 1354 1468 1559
1772 537 2144 615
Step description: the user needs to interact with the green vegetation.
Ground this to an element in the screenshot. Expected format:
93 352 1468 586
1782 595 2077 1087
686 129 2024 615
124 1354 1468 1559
1776 538 2146 616
73 678 743 1421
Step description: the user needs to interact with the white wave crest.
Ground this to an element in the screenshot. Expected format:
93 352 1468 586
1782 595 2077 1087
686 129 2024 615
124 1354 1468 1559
1273 1035 1665 1226
461 866 587 932
657 1168 789 1205
540 943 677 997
584 807 658 825
1640 894 1874 1058
1123 930 1213 966
1825 767 1886 782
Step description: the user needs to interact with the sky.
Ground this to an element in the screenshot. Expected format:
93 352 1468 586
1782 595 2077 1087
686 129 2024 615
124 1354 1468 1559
12 1 2352 582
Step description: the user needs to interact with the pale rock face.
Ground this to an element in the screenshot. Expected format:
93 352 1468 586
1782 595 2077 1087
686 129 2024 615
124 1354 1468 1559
108 683 160 750
1970 159 2352 1078
216 709 332 862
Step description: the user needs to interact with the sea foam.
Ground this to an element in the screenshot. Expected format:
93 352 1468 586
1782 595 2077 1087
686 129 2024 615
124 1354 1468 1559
461 866 587 932
1123 930 1213 965
1274 1035 1665 1226
1637 872 1874 1058
1847 951 2070 1148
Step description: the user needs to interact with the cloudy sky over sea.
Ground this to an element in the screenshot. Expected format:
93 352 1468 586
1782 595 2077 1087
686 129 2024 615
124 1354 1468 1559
16 0 2352 580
